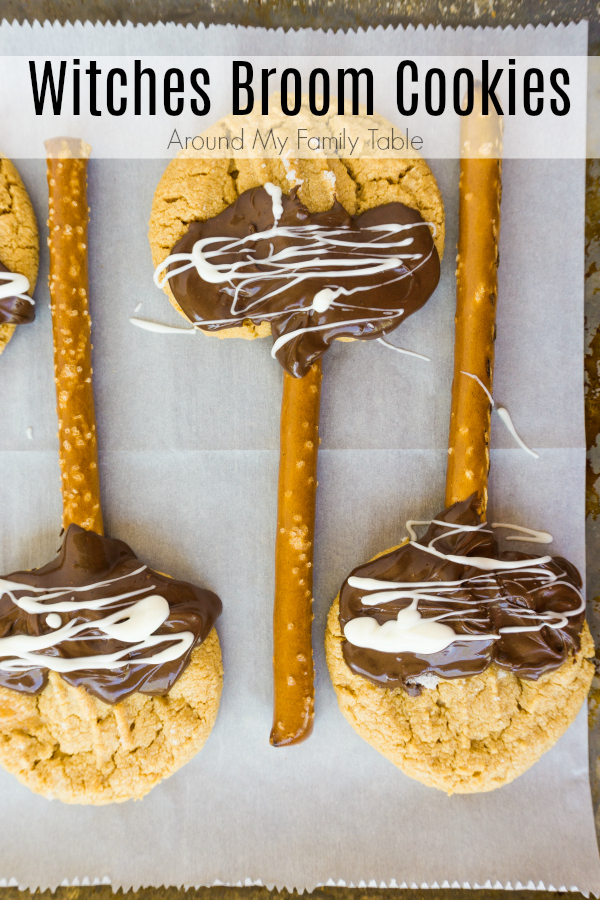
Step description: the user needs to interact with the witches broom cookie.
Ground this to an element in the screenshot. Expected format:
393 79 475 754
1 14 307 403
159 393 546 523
325 88 594 794
0 155 39 354
148 107 444 745
0 138 222 805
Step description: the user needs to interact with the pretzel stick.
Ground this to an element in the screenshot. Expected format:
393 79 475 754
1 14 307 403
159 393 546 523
271 360 322 747
46 138 103 535
446 88 503 519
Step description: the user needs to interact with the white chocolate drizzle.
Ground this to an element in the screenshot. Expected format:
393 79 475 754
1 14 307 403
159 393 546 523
264 182 283 222
491 523 552 544
153 183 436 357
0 270 33 304
130 317 196 334
496 407 539 458
378 338 430 362
344 601 458 655
460 372 540 460
0 569 194 674
343 518 583 656
460 370 494 406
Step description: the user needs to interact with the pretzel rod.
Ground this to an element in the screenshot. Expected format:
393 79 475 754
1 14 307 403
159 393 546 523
271 360 322 747
446 88 503 519
46 137 103 535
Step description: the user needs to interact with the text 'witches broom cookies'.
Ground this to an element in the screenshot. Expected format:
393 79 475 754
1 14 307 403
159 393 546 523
0 138 223 805
148 102 444 745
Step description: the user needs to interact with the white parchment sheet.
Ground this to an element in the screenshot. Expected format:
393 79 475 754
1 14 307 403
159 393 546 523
1 19 599 895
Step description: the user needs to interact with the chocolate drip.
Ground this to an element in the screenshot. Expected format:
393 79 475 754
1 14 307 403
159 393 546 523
0 526 222 703
0 261 35 325
339 496 586 693
167 187 440 378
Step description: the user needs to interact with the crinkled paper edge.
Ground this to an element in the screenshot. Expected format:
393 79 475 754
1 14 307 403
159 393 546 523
0 18 589 44
0 877 594 895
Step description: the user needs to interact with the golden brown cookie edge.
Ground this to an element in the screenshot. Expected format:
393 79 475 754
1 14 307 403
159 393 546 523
0 156 40 355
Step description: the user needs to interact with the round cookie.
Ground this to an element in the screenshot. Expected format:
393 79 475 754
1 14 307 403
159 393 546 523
0 629 222 804
0 156 39 354
149 113 445 341
325 540 594 794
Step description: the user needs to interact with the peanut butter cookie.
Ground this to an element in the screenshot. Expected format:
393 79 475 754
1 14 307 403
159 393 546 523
0 630 222 804
0 156 39 354
149 109 445 344
0 524 224 805
325 525 595 795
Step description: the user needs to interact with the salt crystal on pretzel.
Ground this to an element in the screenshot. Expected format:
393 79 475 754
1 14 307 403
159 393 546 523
46 137 102 534
446 87 503 516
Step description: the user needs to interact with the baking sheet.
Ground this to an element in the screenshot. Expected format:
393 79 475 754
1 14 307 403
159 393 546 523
0 19 599 895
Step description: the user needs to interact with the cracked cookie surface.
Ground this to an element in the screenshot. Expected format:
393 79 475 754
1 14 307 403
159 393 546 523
325 569 594 794
149 112 444 341
0 628 222 804
0 156 39 354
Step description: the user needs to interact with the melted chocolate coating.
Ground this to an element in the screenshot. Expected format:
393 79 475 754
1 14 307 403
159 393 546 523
339 496 586 694
0 261 35 325
0 526 222 703
168 187 440 377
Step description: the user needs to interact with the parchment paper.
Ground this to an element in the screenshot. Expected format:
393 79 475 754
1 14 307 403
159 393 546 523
0 19 599 895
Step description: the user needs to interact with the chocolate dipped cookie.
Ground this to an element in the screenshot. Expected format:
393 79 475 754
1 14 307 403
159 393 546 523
325 497 594 794
149 152 444 378
0 156 38 354
0 527 222 804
